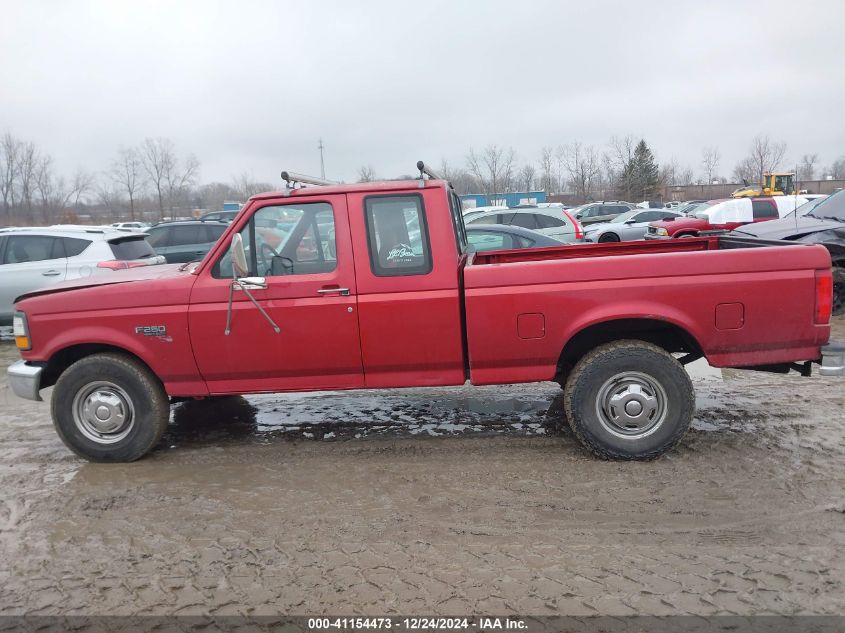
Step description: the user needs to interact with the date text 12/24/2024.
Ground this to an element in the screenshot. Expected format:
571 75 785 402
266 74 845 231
307 618 527 630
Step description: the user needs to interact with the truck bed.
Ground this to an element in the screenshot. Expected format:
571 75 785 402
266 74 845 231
463 236 832 385
471 235 800 266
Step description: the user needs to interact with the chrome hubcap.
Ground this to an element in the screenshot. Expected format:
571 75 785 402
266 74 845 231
72 381 135 444
595 371 667 439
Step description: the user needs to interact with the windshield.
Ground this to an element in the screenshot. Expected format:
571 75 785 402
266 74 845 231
610 210 638 223
691 202 717 219
806 190 845 221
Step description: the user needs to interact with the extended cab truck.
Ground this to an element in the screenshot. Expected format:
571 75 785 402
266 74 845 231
645 196 807 239
7 168 845 462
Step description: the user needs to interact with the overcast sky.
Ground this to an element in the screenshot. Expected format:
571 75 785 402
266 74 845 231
2 0 844 186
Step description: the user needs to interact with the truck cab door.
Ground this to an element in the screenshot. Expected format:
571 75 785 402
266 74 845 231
346 188 466 388
188 195 364 394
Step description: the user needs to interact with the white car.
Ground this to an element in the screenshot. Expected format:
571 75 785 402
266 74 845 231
0 226 165 324
464 206 583 242
110 221 148 231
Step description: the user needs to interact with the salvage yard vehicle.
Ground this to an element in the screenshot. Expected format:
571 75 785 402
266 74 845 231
731 190 844 315
7 163 844 463
583 209 683 243
645 196 807 239
145 220 229 264
732 171 796 198
465 206 583 242
0 226 165 324
571 201 633 226
465 224 563 252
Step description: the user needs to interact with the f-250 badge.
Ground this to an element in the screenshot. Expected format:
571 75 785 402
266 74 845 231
135 325 167 336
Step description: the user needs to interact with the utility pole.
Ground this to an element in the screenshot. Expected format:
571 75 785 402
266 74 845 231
318 138 326 179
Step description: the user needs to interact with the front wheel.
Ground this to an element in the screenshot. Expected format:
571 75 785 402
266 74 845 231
563 340 694 460
598 233 620 243
52 353 170 462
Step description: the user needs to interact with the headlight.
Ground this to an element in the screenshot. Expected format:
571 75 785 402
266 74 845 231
656 227 669 236
13 311 31 351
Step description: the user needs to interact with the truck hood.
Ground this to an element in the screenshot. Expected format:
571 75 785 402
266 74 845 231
730 216 845 240
15 263 193 303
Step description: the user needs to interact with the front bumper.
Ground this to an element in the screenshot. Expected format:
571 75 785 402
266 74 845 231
644 233 670 240
7 360 43 401
819 341 845 377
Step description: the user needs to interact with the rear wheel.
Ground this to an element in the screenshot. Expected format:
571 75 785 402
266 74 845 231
598 233 620 243
52 353 170 462
833 266 844 316
563 340 694 460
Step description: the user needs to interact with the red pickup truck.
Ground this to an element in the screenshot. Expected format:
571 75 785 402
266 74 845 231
7 165 844 463
645 196 806 239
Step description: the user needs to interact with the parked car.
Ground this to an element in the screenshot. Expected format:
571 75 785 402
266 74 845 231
583 209 684 243
645 196 808 239
731 191 843 314
466 224 564 252
571 201 633 226
110 222 148 231
7 172 842 464
674 200 707 215
0 226 164 324
145 220 229 263
465 206 583 242
199 210 240 223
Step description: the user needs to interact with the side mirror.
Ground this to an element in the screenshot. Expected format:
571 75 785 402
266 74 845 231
230 233 248 278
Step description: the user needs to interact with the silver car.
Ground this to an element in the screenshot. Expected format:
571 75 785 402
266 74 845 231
583 209 683 243
464 207 583 242
0 226 165 324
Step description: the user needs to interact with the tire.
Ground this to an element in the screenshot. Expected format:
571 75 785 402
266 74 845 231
598 233 620 243
563 340 694 460
833 266 844 317
677 233 697 238
52 353 170 462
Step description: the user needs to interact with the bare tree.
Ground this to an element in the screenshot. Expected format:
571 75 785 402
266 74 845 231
165 153 199 213
738 134 787 184
231 173 272 199
606 135 636 199
110 147 144 220
798 153 819 181
539 146 555 194
61 169 96 208
1 132 21 216
357 165 376 182
140 138 175 220
519 164 536 192
34 155 58 223
732 157 758 183
828 157 845 180
561 142 601 202
16 141 38 217
467 145 515 201
701 146 721 183
96 181 123 221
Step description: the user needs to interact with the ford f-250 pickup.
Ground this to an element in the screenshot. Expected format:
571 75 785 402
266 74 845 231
7 163 845 462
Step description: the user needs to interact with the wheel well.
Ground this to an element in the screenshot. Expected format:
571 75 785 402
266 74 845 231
40 344 155 390
555 318 703 382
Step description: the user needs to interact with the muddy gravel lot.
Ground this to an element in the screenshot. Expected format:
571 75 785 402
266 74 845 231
0 320 843 617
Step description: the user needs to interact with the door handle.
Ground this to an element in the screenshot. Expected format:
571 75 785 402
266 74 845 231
42 270 62 277
317 287 350 296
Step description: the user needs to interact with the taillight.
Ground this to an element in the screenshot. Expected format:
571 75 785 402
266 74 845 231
563 210 583 240
97 260 149 270
815 269 833 324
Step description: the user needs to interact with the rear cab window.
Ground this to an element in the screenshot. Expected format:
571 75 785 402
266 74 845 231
752 199 778 219
364 195 432 277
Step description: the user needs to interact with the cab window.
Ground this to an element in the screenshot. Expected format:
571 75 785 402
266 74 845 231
364 195 432 277
214 202 336 278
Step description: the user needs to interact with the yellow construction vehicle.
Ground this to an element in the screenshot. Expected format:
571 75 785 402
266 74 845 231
732 172 795 198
